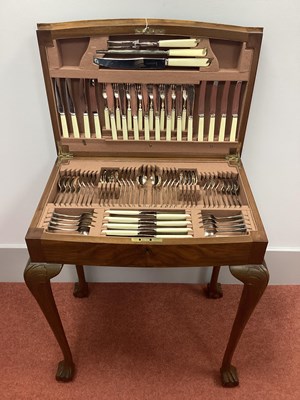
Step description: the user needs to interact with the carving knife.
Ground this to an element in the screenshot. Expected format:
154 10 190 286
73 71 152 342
93 57 211 69
197 81 206 141
105 83 117 140
107 38 200 49
208 81 218 142
65 79 80 138
229 81 242 142
187 85 195 141
218 81 230 142
54 79 68 138
97 48 207 56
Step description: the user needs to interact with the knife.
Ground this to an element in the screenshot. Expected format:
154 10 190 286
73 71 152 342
119 84 128 140
105 83 117 140
89 79 102 138
107 38 200 49
102 231 192 238
159 84 166 131
208 81 218 142
142 84 150 140
102 83 111 130
165 85 172 140
54 79 68 138
153 85 161 140
176 85 183 141
103 221 190 228
65 79 80 138
130 84 139 140
105 209 189 215
197 81 207 141
229 81 242 142
97 48 207 56
187 85 195 141
113 84 121 130
103 227 192 233
93 57 211 70
218 81 230 142
125 84 132 130
80 79 91 138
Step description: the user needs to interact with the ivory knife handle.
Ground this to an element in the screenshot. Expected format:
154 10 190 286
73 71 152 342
155 115 160 141
160 108 165 131
208 115 215 142
116 107 121 130
166 116 172 141
71 114 80 138
149 108 154 130
104 107 110 130
127 108 132 130
229 115 238 141
182 108 187 131
187 116 193 141
110 114 117 140
83 113 91 138
168 48 207 57
167 58 210 68
171 109 175 131
158 39 199 48
122 115 128 140
133 116 139 140
198 115 204 141
93 113 102 138
219 115 226 142
60 113 69 138
144 116 150 140
177 117 182 141
138 107 143 130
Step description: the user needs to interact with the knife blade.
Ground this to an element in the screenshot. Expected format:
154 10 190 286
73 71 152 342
165 85 172 140
218 81 230 142
229 81 242 142
93 57 211 70
153 85 160 140
107 38 200 49
208 81 218 142
80 79 91 138
197 81 207 141
119 84 128 140
130 84 139 140
54 79 68 138
106 83 117 140
89 79 102 138
97 48 207 57
65 79 80 138
142 84 150 140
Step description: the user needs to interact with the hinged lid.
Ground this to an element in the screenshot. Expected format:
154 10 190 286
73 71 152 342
37 19 262 159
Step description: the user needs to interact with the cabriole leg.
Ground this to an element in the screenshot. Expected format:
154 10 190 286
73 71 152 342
205 266 223 299
220 262 269 387
73 265 89 298
24 261 75 382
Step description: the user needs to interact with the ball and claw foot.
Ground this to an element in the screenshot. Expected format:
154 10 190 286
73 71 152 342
220 364 239 387
73 282 89 298
205 282 223 299
56 360 75 382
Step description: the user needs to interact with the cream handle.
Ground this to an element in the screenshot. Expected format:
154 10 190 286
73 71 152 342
133 116 139 140
187 116 193 141
208 115 215 142
60 113 69 138
182 108 187 131
197 115 204 141
160 108 165 131
104 107 110 130
171 109 176 131
122 115 128 140
93 113 102 138
116 107 121 130
144 116 150 140
219 115 226 142
158 39 199 48
127 108 132 130
83 113 91 138
110 114 117 140
138 108 143 130
168 48 207 57
71 114 80 138
155 116 160 141
177 117 182 141
229 116 238 141
166 116 172 141
149 108 154 130
167 58 210 67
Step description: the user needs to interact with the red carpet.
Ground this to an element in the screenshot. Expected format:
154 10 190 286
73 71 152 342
0 283 299 399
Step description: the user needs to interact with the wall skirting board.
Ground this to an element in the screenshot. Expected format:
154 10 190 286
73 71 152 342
0 246 299 284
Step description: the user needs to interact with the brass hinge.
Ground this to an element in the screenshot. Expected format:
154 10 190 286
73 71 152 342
225 152 241 166
57 145 73 163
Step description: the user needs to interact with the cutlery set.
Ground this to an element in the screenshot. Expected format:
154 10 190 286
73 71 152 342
53 166 242 208
201 212 249 236
53 79 243 142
